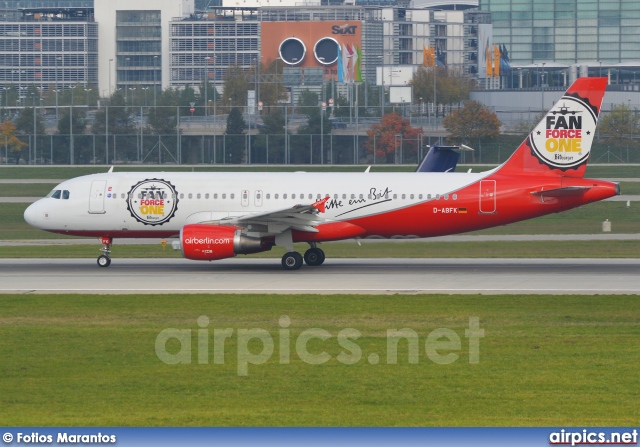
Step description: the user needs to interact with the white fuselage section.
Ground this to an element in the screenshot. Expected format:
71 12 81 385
24 170 494 237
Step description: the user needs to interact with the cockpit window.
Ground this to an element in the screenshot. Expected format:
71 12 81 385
62 190 70 200
51 190 61 199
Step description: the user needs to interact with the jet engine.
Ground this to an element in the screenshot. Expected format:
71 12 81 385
180 224 271 261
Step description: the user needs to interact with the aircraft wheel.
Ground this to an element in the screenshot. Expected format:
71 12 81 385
304 248 325 266
281 252 303 270
97 255 111 268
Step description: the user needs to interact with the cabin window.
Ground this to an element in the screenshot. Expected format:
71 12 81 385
427 194 432 200
275 194 279 199
205 193 209 199
342 194 347 199
419 194 423 200
283 194 287 199
196 193 201 199
213 193 218 199
350 194 355 199
393 194 397 199
230 193 235 199
436 194 440 200
222 193 226 199
121 193 125 199
334 194 338 199
317 194 321 199
179 193 184 199
453 194 458 200
292 194 296 199
309 194 313 200
188 193 193 199
368 194 372 199
444 194 449 200
402 194 406 200
410 194 414 199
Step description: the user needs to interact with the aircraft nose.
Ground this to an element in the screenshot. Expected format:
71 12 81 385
24 201 42 228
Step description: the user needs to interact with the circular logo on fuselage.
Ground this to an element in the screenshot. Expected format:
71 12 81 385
126 179 178 226
529 95 598 169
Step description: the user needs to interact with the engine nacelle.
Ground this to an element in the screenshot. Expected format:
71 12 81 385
180 224 270 261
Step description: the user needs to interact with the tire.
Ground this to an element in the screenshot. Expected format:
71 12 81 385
304 248 325 266
97 255 111 268
281 252 303 270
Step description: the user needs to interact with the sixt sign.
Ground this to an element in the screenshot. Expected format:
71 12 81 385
332 24 357 35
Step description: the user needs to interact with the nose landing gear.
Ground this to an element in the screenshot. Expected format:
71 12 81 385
97 236 112 268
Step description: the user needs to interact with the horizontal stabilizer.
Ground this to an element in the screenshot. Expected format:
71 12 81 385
530 186 591 198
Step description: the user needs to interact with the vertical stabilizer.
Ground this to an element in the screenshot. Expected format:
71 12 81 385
498 77 608 178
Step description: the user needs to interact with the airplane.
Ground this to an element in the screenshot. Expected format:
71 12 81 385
24 77 619 270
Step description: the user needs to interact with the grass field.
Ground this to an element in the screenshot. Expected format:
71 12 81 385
0 293 637 426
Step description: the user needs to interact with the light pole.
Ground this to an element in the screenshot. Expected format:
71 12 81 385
84 88 91 108
56 56 62 120
31 93 36 164
204 56 210 116
108 58 113 97
377 55 384 119
153 55 158 108
70 87 74 165
125 57 130 105
541 62 546 112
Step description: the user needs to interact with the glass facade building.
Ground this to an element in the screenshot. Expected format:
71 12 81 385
480 0 640 64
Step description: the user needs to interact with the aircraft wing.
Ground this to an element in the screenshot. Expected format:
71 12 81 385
213 197 331 233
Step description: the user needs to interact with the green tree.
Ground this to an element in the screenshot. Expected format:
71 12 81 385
222 65 248 112
0 120 27 164
443 100 501 146
93 90 134 135
55 107 88 163
225 107 246 163
260 59 288 111
598 103 640 150
254 108 285 163
147 88 181 134
365 112 421 163
296 90 331 163
409 67 474 105
14 107 45 136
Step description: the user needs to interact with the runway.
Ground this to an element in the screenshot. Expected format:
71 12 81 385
1 258 639 295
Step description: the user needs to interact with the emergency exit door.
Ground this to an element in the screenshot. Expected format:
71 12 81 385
89 180 107 214
479 180 496 214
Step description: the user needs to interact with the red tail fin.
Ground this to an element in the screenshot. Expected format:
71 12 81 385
499 77 607 178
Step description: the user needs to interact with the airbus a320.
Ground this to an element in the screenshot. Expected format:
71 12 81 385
24 77 619 270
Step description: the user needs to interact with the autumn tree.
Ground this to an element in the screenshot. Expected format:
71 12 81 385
443 100 501 146
598 103 640 150
364 112 421 163
0 120 27 164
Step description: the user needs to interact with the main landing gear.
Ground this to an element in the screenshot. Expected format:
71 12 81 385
97 236 112 268
280 244 325 270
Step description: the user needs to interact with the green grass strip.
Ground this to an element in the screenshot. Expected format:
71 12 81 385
0 293 638 426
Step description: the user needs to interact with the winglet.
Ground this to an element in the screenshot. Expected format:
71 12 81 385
312 196 331 213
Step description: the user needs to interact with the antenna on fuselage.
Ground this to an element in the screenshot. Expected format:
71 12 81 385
108 166 114 173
